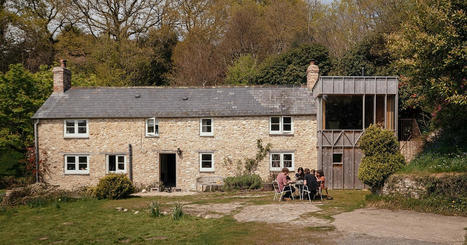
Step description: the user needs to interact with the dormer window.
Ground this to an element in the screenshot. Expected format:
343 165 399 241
270 116 293 134
146 118 159 137
64 120 88 138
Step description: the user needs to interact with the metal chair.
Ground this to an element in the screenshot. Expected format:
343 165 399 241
272 180 294 201
301 185 313 203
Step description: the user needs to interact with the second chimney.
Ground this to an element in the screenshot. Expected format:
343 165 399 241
53 59 71 93
306 61 319 90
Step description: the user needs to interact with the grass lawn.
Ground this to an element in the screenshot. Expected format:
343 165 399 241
0 190 368 244
399 152 467 174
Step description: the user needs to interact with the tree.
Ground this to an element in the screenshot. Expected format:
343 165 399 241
253 44 332 85
388 0 466 142
225 55 258 85
71 0 169 41
0 64 51 151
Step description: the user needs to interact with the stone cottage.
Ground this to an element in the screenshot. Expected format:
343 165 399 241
33 60 399 191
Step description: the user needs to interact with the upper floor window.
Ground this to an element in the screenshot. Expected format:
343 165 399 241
146 118 159 137
64 120 88 138
270 116 293 134
65 155 89 174
199 153 214 172
270 152 294 171
200 118 213 136
107 155 126 173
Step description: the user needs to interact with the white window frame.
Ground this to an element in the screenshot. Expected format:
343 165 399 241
199 153 214 172
200 118 214 136
64 155 89 174
106 155 127 174
269 152 295 171
269 116 293 134
64 119 89 138
145 118 159 137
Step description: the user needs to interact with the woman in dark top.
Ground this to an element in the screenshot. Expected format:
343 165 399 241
295 167 305 181
304 168 318 199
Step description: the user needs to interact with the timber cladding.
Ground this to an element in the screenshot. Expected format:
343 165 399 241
38 116 317 191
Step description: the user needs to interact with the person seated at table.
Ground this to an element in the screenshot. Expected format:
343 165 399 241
316 170 329 196
311 169 317 179
303 168 318 199
276 168 294 200
295 167 305 182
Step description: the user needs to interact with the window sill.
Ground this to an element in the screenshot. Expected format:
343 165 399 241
64 135 89 139
269 133 294 136
200 170 215 173
64 173 90 176
145 135 159 138
200 134 214 137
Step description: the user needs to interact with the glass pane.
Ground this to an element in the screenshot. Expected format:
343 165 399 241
66 126 75 134
325 95 363 129
284 160 292 168
66 121 75 127
202 161 212 168
118 156 125 163
108 155 116 171
118 163 125 170
283 124 291 131
66 156 75 163
77 120 86 127
271 124 280 131
202 125 211 133
78 164 87 170
78 126 86 134
202 154 212 161
271 117 280 124
333 153 342 163
147 119 154 133
283 117 291 124
67 164 75 170
79 156 87 163
155 125 159 134
202 119 211 126
271 154 281 168
283 154 292 161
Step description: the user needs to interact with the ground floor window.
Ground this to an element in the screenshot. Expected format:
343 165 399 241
199 153 214 172
107 155 126 173
270 153 294 171
65 155 89 174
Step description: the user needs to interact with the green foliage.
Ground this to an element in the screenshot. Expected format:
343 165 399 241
149 201 162 217
224 174 262 190
389 0 467 139
172 202 184 220
0 149 25 176
253 44 332 85
400 153 467 174
333 33 395 76
95 174 135 200
358 125 405 193
359 125 400 156
225 55 258 85
0 64 52 151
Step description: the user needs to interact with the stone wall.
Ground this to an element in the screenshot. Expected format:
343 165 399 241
38 116 317 191
399 139 424 163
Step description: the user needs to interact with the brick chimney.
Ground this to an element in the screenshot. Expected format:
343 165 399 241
306 61 319 90
53 59 71 93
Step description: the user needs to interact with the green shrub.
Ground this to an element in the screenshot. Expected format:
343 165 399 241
172 202 184 220
95 174 135 200
358 125 405 193
223 174 262 190
400 152 467 173
149 201 162 217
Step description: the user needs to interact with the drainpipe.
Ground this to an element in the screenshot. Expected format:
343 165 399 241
34 119 40 183
129 144 133 182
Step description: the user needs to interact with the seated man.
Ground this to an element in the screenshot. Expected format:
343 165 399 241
304 168 318 199
276 167 294 199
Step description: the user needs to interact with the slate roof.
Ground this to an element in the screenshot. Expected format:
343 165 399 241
32 86 316 119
